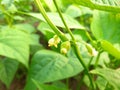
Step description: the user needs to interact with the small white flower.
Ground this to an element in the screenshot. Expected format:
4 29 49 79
86 43 98 56
48 35 60 48
92 48 98 56
48 38 55 47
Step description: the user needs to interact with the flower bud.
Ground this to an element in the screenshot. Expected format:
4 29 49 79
86 43 98 56
48 35 60 48
60 41 71 54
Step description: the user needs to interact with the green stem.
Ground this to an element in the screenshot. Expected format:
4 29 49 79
77 73 85 90
53 0 94 89
53 0 75 41
34 0 68 42
86 32 93 42
73 43 94 89
95 51 102 68
66 78 69 89
88 56 94 68
0 5 13 27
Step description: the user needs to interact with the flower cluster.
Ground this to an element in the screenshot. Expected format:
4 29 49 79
48 35 61 48
48 35 71 54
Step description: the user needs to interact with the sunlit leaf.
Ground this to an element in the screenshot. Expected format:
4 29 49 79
91 10 120 43
28 12 85 29
0 29 30 67
27 50 82 83
67 0 120 12
99 40 120 59
25 50 83 89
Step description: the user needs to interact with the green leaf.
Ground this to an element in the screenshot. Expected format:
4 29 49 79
90 68 120 90
67 0 120 13
52 81 67 89
0 58 19 87
65 5 82 18
8 4 17 13
27 50 82 83
91 10 120 43
28 12 85 29
1 0 13 6
14 24 36 33
72 30 88 41
67 42 92 66
37 22 55 39
0 29 30 67
30 34 40 45
24 80 37 90
0 24 36 33
91 52 110 67
30 45 43 55
43 0 63 12
30 34 43 55
96 76 107 90
99 40 120 59
32 79 68 90
13 16 25 21
65 5 92 18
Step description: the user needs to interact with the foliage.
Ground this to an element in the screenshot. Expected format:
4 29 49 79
0 0 120 90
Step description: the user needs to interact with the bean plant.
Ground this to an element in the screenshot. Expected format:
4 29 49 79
0 0 120 90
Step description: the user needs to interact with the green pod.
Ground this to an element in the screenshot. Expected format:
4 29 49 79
100 40 120 59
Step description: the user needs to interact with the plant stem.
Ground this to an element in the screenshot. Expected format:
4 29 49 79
53 0 75 41
88 56 94 68
66 78 69 89
77 73 85 90
53 0 94 89
95 51 102 68
34 0 68 42
0 5 13 27
86 32 93 42
73 43 94 89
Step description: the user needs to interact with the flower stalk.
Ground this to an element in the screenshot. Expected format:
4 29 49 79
53 0 94 89
34 0 68 42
